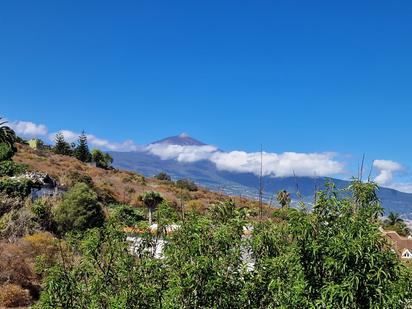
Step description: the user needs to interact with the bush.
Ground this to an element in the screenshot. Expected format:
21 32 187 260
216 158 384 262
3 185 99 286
0 284 32 307
0 178 33 198
0 161 28 177
0 194 23 217
109 204 144 226
53 182 105 234
176 178 198 191
66 171 93 187
31 198 55 231
155 172 172 182
0 208 39 239
0 143 15 161
91 149 113 169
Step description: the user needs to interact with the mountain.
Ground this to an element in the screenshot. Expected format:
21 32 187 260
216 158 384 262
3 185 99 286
151 133 206 146
109 135 412 219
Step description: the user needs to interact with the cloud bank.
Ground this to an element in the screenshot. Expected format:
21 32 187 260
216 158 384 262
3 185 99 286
10 120 140 152
373 159 403 185
10 121 48 137
146 144 344 177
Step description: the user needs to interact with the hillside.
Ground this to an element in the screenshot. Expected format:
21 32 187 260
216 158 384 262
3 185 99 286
12 143 261 213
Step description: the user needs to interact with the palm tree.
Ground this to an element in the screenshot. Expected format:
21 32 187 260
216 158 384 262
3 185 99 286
142 191 164 225
0 117 16 148
385 212 403 226
276 190 291 208
211 200 247 223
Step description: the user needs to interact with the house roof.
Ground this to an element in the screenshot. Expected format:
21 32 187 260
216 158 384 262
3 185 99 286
382 230 412 255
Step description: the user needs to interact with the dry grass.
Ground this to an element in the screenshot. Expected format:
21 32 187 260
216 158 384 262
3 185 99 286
0 284 32 308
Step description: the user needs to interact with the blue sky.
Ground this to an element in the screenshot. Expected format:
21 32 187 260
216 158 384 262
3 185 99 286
1 1 412 191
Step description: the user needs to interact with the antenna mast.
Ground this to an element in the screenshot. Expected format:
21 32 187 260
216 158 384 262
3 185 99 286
259 145 263 219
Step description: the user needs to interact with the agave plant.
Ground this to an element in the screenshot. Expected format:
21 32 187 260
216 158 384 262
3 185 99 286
0 117 16 148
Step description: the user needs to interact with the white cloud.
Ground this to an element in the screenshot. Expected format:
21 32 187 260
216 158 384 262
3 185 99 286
146 144 217 162
146 144 344 177
10 121 48 137
49 130 141 152
8 119 140 152
373 159 403 185
387 183 412 194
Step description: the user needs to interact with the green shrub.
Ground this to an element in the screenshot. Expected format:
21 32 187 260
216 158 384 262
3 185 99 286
0 178 33 198
176 178 198 191
53 182 105 234
91 149 113 169
0 143 15 161
155 172 171 181
31 198 55 231
109 204 144 226
0 161 28 177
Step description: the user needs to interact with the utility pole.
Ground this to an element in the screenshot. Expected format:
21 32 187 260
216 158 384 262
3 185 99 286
259 145 263 219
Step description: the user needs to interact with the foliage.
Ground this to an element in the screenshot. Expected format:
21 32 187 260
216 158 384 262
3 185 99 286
53 132 73 156
74 131 91 163
31 198 55 231
0 143 15 161
0 178 33 198
155 172 172 181
35 224 167 309
109 204 144 226
384 212 410 236
165 213 246 308
276 189 291 208
210 200 248 224
91 149 113 169
0 118 17 150
0 283 32 307
53 182 105 234
176 178 198 191
0 160 27 177
36 181 412 308
141 191 164 225
0 207 40 239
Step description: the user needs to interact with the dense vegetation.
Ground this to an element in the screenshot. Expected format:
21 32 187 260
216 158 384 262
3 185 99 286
1 119 412 308
33 182 412 308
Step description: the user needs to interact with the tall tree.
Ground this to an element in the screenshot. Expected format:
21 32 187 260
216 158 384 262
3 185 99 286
0 118 17 150
141 191 163 225
75 131 91 162
53 133 72 156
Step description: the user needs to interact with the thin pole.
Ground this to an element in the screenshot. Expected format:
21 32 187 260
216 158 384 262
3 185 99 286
259 145 263 219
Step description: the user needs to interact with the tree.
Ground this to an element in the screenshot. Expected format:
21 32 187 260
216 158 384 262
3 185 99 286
141 191 163 225
276 190 291 208
0 143 15 161
386 212 403 226
91 149 113 169
176 179 198 191
155 172 171 182
74 131 91 163
53 133 72 156
53 182 104 234
384 212 410 236
0 118 16 150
